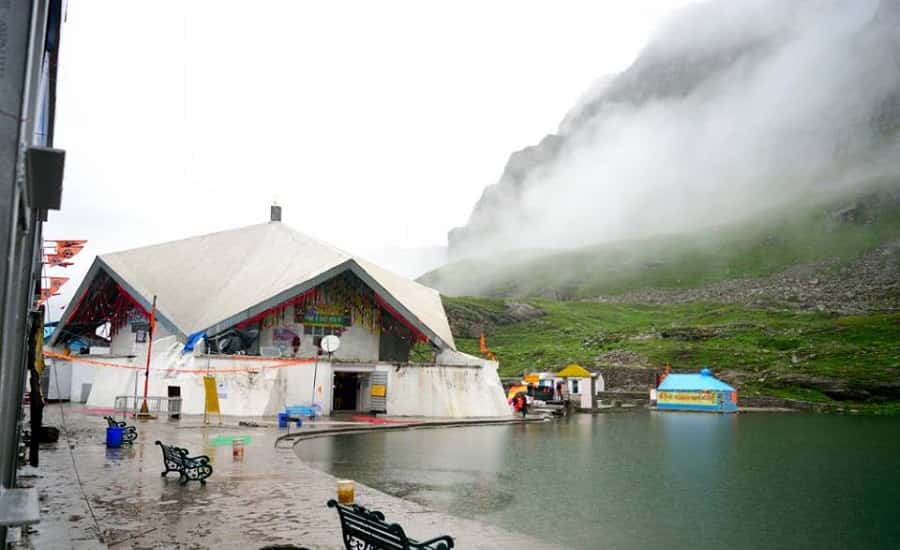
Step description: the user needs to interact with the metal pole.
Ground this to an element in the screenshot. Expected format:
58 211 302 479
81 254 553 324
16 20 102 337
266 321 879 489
138 295 156 416
204 355 210 425
310 355 319 408
132 369 139 419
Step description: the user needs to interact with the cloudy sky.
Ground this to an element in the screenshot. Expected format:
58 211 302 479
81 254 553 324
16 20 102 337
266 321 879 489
46 0 694 312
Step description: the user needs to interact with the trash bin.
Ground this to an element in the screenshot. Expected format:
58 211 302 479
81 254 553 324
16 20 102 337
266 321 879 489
106 426 124 448
277 412 288 428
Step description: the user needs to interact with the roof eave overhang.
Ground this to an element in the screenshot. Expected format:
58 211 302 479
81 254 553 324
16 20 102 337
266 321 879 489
50 257 185 345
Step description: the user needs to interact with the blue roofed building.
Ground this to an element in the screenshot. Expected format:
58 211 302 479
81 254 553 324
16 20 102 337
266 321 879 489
656 368 738 413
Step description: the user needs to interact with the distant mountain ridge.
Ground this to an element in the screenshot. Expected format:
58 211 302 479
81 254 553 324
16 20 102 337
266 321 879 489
449 0 900 258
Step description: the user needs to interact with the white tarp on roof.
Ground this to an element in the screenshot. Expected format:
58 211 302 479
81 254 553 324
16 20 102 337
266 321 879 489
82 221 454 349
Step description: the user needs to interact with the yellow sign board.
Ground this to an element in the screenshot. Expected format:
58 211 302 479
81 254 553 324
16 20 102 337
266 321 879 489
371 384 386 398
523 374 540 384
657 391 718 407
204 376 220 414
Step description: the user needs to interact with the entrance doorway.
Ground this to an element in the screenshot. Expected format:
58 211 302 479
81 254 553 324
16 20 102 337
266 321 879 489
332 372 359 411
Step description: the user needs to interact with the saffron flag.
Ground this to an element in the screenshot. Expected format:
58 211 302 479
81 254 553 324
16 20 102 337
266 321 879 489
45 254 73 267
52 239 87 248
55 242 84 260
479 333 488 354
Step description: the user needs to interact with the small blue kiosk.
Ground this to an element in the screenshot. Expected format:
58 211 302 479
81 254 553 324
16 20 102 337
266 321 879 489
656 368 738 413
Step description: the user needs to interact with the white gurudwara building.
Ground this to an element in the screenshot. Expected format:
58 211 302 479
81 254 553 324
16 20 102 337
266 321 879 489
49 207 510 418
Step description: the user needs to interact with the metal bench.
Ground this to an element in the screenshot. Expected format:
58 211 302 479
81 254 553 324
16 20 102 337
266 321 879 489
104 415 138 444
327 500 454 550
155 441 213 484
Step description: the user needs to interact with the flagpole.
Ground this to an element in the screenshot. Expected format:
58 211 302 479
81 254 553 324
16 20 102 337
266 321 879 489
138 295 156 417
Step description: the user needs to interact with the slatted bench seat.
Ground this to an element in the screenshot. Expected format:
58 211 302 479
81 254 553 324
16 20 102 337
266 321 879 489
104 415 138 444
327 499 454 550
155 441 213 484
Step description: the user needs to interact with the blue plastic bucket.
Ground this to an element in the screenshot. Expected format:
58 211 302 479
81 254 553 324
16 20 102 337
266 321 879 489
106 426 123 448
277 412 288 428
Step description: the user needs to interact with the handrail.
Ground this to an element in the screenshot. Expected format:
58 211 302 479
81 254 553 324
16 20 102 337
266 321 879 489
114 395 182 419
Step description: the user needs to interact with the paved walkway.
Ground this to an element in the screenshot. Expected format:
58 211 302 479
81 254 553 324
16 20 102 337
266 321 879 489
19 405 556 549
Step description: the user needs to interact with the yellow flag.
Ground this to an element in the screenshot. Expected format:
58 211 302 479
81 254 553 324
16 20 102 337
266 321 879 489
203 376 220 414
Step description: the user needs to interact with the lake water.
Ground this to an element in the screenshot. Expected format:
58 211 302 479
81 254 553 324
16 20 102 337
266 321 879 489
296 412 900 549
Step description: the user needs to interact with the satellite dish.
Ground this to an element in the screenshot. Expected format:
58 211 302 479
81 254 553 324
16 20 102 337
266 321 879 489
320 334 341 354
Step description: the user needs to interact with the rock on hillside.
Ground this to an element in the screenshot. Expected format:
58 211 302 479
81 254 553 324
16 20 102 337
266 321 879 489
593 239 900 314
444 300 544 339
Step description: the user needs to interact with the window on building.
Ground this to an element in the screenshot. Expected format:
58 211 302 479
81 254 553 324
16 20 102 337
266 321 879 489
305 325 342 349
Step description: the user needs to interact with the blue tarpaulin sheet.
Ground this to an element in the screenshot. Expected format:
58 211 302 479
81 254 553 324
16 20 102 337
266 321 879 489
182 330 206 354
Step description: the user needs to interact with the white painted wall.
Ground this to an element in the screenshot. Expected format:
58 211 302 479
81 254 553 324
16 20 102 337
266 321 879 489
386 354 511 418
70 359 96 403
109 323 173 357
82 338 510 418
46 359 71 400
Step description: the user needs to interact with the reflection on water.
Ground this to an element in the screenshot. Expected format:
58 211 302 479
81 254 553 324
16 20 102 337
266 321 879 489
297 413 900 550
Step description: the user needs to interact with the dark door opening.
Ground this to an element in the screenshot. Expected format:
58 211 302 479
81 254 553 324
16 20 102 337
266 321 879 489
167 385 181 419
333 372 358 411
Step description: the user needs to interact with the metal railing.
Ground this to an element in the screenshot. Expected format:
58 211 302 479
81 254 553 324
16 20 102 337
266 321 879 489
114 395 183 419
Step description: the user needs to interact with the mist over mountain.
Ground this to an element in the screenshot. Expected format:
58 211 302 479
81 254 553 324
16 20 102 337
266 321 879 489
448 0 900 258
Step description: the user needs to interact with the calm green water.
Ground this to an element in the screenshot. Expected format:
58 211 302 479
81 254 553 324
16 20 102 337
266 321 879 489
296 413 900 549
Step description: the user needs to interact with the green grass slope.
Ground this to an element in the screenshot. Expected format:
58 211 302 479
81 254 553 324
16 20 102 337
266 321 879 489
445 296 900 408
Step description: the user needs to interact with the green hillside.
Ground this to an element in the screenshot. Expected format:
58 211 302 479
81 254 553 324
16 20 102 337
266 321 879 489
432 184 900 411
445 297 900 410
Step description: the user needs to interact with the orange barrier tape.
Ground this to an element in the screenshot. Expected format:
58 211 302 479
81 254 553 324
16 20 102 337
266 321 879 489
43 351 317 374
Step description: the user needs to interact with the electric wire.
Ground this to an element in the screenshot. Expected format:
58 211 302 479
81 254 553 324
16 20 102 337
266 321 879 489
52 357 105 544
42 262 105 544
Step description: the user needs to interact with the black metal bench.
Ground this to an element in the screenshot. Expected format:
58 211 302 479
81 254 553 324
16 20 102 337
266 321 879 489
327 500 454 550
155 441 213 484
104 415 137 444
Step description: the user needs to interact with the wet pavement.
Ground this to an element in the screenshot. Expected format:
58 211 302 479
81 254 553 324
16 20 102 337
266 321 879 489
19 405 556 549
